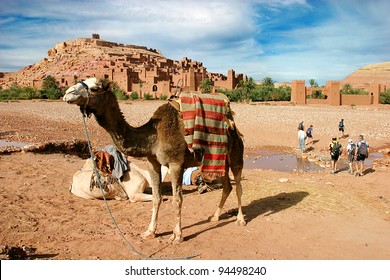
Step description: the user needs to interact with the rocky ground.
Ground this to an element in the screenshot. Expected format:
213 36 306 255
0 100 389 260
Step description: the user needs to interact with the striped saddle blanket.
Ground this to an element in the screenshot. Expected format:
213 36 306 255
179 92 230 176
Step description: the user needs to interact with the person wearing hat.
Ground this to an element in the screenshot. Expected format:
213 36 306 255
346 139 356 174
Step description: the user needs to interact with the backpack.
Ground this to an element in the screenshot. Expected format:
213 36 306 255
331 141 341 156
358 141 368 157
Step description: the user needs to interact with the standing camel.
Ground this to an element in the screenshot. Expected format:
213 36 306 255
63 78 245 243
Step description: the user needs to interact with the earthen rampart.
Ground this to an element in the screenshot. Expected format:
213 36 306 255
291 80 386 106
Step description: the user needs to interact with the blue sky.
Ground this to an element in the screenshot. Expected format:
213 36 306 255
1 0 389 85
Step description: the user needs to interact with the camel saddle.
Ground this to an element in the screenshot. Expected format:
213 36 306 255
169 92 232 177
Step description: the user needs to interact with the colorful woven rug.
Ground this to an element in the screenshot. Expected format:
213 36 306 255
179 92 229 176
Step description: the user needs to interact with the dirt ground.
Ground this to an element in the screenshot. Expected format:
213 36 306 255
0 100 389 260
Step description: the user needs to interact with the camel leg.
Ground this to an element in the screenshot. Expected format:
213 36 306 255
232 168 246 226
211 173 232 222
168 163 184 244
129 193 153 203
143 157 162 239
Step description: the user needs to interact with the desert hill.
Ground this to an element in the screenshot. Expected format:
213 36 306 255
341 61 390 90
1 34 388 95
0 34 245 97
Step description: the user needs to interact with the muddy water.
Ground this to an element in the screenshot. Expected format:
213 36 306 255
0 140 29 148
244 150 322 172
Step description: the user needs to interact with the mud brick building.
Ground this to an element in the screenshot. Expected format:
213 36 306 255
0 34 246 98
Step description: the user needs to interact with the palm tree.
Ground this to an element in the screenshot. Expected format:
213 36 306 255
262 77 274 87
341 83 353 94
41 75 61 99
309 79 318 87
199 78 213 93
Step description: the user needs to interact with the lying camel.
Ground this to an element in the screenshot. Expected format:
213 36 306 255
70 158 169 202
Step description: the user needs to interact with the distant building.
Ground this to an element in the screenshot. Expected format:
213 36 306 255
0 34 247 98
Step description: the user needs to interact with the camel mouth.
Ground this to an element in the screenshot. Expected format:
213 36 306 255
66 100 79 104
63 92 84 105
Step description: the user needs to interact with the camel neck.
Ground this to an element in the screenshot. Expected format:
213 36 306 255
93 96 154 157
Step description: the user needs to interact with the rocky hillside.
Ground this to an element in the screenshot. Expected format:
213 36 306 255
0 35 164 88
0 34 244 95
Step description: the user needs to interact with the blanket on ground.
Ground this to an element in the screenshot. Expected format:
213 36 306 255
179 92 229 176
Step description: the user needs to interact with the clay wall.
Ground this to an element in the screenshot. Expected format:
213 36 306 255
292 80 386 106
306 99 328 105
341 94 373 105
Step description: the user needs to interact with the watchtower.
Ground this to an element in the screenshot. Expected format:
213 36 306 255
291 80 306 105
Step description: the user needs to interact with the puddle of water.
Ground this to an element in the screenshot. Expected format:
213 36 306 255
244 150 384 172
0 139 29 148
244 150 322 172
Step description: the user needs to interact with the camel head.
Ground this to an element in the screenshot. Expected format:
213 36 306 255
64 78 115 115
63 77 100 105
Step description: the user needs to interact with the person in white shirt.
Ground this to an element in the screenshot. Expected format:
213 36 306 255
298 128 306 155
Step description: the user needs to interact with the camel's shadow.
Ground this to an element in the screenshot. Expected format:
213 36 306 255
160 191 309 241
226 191 308 223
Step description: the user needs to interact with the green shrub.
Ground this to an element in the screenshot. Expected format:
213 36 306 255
380 89 390 104
143 93 153 100
159 94 168 100
199 78 213 93
129 92 139 100
217 79 291 102
108 81 127 100
340 84 368 95
114 88 127 100
0 84 39 100
311 90 325 99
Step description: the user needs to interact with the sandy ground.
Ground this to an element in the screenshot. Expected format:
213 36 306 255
0 100 389 260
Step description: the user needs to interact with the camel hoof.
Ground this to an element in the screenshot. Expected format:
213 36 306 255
210 215 219 222
142 230 156 239
235 219 247 226
169 234 183 244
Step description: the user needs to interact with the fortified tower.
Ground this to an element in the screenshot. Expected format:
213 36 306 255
291 80 306 105
326 81 341 106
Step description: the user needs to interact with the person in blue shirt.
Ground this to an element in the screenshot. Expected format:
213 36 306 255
305 125 313 145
